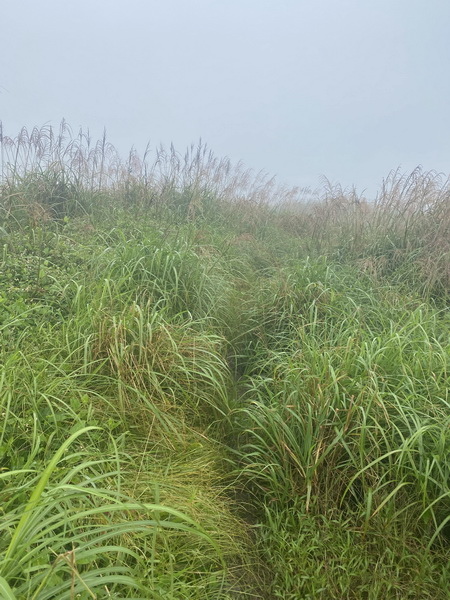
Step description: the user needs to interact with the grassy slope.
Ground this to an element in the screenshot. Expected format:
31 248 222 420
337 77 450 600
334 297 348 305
0 126 449 598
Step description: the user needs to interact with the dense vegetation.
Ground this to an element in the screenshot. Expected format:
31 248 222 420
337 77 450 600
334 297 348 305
0 122 449 599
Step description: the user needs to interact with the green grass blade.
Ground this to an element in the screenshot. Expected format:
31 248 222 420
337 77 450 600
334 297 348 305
3 426 100 568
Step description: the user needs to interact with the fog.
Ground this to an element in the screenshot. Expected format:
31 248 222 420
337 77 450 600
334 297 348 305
2 0 450 196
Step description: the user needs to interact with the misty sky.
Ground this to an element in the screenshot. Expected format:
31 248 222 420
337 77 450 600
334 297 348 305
2 0 450 196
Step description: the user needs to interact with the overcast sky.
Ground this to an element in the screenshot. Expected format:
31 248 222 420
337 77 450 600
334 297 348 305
1 0 450 196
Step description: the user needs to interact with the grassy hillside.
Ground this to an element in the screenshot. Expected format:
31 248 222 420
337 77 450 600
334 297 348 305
0 123 449 599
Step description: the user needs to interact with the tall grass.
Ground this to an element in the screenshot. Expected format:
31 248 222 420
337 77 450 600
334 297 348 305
276 168 450 299
1 121 449 598
0 426 233 599
229 262 450 597
2 121 448 298
0 223 257 598
0 121 298 228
